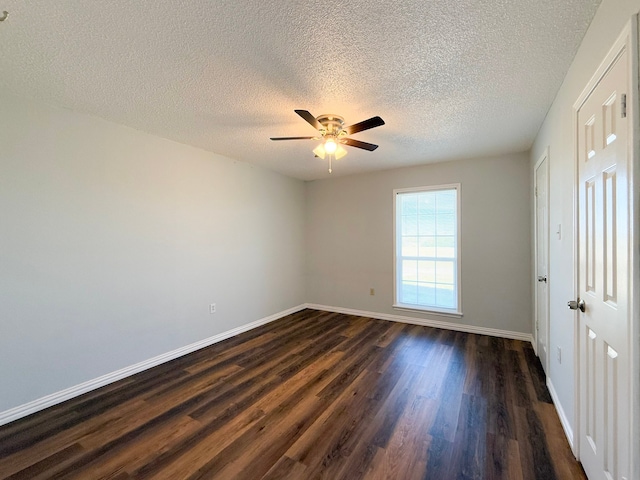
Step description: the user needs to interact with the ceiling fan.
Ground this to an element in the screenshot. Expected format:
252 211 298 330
270 110 385 173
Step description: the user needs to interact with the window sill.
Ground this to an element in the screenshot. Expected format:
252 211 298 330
392 304 463 319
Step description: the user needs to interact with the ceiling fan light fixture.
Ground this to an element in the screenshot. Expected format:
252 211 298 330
313 142 347 162
324 137 337 154
313 144 326 159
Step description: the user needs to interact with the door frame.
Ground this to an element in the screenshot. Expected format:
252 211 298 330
571 17 639 475
533 148 550 375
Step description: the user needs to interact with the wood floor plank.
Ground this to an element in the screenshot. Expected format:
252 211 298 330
139 406 265 479
522 346 554 404
0 396 151 477
413 343 453 399
506 439 526 480
365 395 436 480
0 309 586 480
68 415 202 480
184 366 339 480
424 435 454 479
449 393 487 480
514 405 558 480
536 402 587 480
285 364 394 470
3 443 85 480
260 456 308 480
428 352 466 443
329 364 422 479
136 351 345 478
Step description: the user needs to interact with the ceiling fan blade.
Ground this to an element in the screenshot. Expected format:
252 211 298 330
270 136 317 141
295 110 323 131
344 116 385 135
341 138 379 151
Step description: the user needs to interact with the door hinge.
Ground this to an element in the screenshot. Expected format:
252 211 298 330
621 93 627 118
535 186 538 197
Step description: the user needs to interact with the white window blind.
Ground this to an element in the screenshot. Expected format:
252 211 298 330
394 185 461 314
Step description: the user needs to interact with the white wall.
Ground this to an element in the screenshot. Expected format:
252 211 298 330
306 153 532 334
530 0 640 444
0 94 306 412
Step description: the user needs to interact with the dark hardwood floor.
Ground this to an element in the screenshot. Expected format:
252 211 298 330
0 309 585 479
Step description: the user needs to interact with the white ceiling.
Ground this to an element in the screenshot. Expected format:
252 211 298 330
0 0 601 180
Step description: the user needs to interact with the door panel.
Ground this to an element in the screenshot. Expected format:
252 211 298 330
576 45 630 480
535 155 549 372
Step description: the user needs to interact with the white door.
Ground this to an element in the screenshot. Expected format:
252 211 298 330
534 153 549 373
575 33 631 480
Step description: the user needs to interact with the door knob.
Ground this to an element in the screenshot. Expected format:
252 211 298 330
567 298 585 312
537 275 547 283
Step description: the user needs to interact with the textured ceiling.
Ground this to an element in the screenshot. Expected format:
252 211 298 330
0 0 601 180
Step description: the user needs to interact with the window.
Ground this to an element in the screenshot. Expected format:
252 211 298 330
394 184 461 315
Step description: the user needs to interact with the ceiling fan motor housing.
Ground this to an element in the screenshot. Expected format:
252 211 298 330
316 115 346 137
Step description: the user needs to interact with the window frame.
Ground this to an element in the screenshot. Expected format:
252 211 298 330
392 183 463 317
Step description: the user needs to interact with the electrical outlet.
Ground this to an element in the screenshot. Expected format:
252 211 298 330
370 288 375 296
209 303 216 314
557 346 562 363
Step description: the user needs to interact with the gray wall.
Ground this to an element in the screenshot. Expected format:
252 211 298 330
0 94 306 412
305 153 532 334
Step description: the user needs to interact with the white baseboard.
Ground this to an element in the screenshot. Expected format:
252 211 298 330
0 303 534 427
547 377 575 452
305 303 533 343
0 304 306 427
